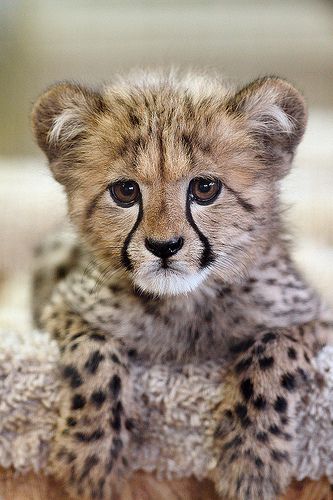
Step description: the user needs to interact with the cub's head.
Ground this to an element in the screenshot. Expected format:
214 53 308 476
32 72 306 296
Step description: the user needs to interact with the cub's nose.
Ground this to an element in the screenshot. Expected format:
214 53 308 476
145 237 184 259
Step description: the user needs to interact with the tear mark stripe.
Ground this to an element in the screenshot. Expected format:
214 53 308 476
121 195 143 270
186 189 215 268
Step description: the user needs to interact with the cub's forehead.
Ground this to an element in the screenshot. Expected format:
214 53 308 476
91 82 244 184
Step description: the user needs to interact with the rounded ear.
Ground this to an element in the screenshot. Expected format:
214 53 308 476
226 77 307 178
31 82 105 180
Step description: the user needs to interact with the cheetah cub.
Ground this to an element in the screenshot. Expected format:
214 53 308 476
32 72 333 500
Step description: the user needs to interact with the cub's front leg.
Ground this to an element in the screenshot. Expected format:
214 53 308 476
42 303 133 499
211 326 315 500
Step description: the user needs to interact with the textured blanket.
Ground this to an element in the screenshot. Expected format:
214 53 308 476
1 327 333 486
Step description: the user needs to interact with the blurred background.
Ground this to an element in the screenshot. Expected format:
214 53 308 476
0 0 332 326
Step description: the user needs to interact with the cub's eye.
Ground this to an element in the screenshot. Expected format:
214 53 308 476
189 177 222 204
109 180 140 207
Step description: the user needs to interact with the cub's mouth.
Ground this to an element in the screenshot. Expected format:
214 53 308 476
132 260 211 297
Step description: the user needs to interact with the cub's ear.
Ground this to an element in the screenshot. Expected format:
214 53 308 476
32 82 104 180
227 77 307 178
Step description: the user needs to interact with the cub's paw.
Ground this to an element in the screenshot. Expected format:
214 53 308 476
212 441 290 500
209 330 310 499
49 333 134 499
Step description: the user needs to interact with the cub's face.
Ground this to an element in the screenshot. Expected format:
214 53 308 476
32 73 306 296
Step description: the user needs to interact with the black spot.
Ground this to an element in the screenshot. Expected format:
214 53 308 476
274 396 287 413
111 353 120 364
65 319 73 330
108 283 122 293
240 378 254 401
218 286 232 296
66 417 77 427
110 414 121 432
271 449 289 463
269 424 281 435
259 356 274 370
205 311 213 322
55 265 68 280
141 393 149 405
56 447 67 460
254 344 265 355
129 111 140 127
127 348 137 358
287 347 297 360
62 365 83 389
84 350 105 374
80 454 99 479
280 416 289 425
230 338 255 354
297 367 308 381
70 332 86 342
256 432 268 443
110 437 123 459
240 416 251 429
105 459 113 474
74 428 104 442
242 286 252 293
253 395 267 410
67 452 76 464
90 390 106 408
52 327 61 339
109 374 121 399
143 303 158 316
112 400 124 416
90 333 106 342
235 357 252 374
304 352 311 364
285 334 297 343
71 394 86 410
235 403 247 419
224 409 233 419
235 404 252 428
262 332 277 343
255 456 264 468
281 372 296 391
125 418 135 431
223 435 243 451
70 343 78 352
181 133 194 156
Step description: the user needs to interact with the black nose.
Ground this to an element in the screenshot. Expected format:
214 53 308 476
145 237 184 259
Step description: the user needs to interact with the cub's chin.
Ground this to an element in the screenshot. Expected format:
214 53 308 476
133 267 211 297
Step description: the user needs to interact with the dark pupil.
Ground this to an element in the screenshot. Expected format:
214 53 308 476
121 182 135 197
198 179 214 193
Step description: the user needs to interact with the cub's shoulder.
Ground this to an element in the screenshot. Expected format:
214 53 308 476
32 225 82 326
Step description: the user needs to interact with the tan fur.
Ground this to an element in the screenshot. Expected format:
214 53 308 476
31 71 331 500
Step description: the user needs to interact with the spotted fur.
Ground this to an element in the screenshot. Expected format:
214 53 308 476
32 71 333 499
